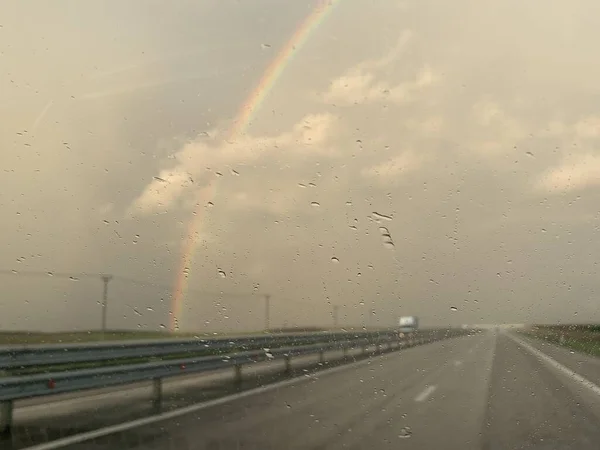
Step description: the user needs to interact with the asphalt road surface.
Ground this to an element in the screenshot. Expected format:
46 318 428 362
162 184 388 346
17 330 600 449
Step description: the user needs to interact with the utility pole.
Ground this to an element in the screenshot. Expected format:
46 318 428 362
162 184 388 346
101 275 113 335
333 305 339 328
264 294 271 331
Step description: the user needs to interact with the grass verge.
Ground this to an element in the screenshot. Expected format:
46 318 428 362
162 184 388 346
522 325 600 357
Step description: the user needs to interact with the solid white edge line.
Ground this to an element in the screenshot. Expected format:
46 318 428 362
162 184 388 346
414 385 437 402
509 333 600 397
21 346 399 450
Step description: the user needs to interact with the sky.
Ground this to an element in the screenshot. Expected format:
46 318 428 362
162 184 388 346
2 0 600 332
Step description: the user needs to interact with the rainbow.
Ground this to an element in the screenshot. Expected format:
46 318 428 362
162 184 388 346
170 0 341 330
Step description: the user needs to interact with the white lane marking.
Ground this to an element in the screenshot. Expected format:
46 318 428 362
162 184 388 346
510 334 600 398
414 385 437 402
21 345 414 450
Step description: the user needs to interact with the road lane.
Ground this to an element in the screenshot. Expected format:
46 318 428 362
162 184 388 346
516 331 600 388
4 345 391 449
18 329 600 450
56 332 493 450
483 332 600 449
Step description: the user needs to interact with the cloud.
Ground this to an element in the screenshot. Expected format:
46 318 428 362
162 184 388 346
322 30 444 105
361 150 425 182
130 170 195 214
130 113 338 214
574 116 600 139
404 116 445 134
537 153 600 193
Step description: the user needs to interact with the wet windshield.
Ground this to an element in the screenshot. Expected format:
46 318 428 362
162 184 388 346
2 1 600 449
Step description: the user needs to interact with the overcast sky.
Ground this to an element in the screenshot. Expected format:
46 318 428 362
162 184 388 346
2 0 600 332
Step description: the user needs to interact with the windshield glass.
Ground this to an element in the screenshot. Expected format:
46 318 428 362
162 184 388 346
3 1 600 449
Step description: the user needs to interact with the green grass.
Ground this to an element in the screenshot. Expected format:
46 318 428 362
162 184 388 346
523 326 600 358
0 326 383 346
0 329 272 346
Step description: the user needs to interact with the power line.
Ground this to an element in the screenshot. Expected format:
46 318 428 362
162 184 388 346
0 269 100 280
0 270 265 298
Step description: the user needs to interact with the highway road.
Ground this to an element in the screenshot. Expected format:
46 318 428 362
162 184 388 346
11 330 600 449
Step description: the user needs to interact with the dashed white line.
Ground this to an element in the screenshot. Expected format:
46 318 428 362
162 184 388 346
414 385 437 402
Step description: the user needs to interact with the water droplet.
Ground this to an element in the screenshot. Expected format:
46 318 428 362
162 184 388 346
47 272 53 277
261 43 272 49
69 276 79 281
346 201 352 206
207 201 214 207
359 300 365 306
159 324 166 329
11 269 17 274
398 427 412 438
215 171 223 177
103 220 109 225
310 201 320 207
218 269 227 278
231 169 239 176
382 240 395 249
146 306 154 312
525 151 534 157
298 183 307 188
308 182 316 187
541 228 547 233
133 308 142 317
450 306 458 312
331 257 339 263
378 226 395 249
372 212 393 221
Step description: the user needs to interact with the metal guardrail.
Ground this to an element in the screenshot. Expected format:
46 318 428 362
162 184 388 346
0 330 399 369
0 328 469 433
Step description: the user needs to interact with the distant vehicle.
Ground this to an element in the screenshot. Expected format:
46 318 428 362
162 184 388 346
398 316 419 333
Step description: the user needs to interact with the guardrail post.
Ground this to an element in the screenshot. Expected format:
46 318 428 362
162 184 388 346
284 355 292 374
0 400 13 435
152 378 162 411
234 364 243 385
